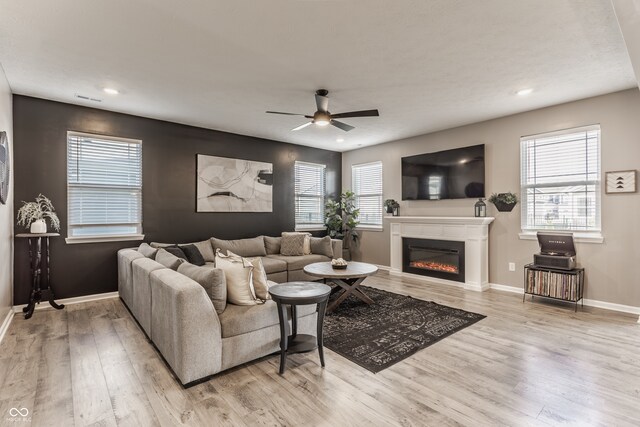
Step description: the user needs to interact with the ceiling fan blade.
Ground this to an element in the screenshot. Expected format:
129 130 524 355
315 94 329 112
266 111 307 116
330 120 355 132
330 109 380 119
291 122 313 131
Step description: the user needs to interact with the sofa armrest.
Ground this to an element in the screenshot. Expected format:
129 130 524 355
150 269 222 385
331 239 343 259
117 248 145 308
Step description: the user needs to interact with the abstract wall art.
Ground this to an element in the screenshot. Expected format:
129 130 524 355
0 131 9 204
197 154 273 212
605 170 636 194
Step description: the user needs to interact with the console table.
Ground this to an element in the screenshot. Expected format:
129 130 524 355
16 233 65 319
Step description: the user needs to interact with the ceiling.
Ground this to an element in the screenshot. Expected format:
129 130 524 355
0 0 637 152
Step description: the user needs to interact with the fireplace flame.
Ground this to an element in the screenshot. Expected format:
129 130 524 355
410 260 458 274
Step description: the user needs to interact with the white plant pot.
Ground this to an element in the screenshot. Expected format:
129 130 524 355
30 219 47 234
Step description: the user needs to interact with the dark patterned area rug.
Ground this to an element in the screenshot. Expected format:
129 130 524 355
323 286 486 373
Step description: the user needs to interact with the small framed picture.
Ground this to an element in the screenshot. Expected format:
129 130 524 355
605 170 636 194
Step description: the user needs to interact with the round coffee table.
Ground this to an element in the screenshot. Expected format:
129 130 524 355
303 261 378 312
268 282 331 374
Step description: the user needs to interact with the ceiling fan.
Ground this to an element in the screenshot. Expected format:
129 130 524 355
266 89 379 132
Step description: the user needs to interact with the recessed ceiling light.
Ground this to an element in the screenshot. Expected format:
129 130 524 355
336 138 344 142
516 88 533 96
103 88 119 95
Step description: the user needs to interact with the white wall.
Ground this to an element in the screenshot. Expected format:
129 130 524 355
0 64 13 321
343 89 640 307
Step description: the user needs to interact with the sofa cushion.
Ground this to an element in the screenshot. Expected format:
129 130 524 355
179 244 206 266
263 236 281 255
211 236 267 257
151 240 215 263
164 245 187 260
177 262 227 314
266 254 331 271
280 233 306 256
310 236 333 258
155 249 186 270
228 251 271 301
137 243 158 259
260 256 287 274
219 300 317 338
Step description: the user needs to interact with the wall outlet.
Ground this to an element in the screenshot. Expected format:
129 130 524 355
508 262 516 272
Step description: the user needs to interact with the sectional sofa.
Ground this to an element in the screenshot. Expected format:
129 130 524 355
117 235 342 385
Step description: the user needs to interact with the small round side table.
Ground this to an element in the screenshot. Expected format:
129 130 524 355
268 282 331 374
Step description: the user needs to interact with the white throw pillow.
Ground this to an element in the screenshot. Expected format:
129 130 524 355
228 251 271 300
215 251 259 306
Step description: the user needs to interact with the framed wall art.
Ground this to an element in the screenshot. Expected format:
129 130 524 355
0 131 9 205
605 170 636 194
196 154 273 212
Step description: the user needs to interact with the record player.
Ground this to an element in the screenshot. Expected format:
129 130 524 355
533 232 576 270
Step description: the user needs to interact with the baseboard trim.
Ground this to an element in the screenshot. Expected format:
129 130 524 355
0 310 14 345
488 283 640 317
12 291 119 313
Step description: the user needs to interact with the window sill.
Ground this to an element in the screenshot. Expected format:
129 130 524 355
356 226 384 232
65 234 145 245
518 231 603 244
294 226 326 232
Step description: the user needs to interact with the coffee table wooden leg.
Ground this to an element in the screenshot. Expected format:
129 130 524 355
275 301 290 374
316 298 328 368
327 278 360 312
352 287 374 305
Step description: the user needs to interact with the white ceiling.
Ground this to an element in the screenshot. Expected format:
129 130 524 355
0 0 637 152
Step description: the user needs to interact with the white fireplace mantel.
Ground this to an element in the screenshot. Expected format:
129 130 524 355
386 216 494 291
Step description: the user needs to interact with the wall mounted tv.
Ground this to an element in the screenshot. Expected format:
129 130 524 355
401 144 485 200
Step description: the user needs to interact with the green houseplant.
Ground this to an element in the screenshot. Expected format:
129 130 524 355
488 192 518 212
384 199 399 214
325 191 360 258
17 194 61 233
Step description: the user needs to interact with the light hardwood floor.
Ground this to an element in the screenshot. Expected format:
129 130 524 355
1 272 639 426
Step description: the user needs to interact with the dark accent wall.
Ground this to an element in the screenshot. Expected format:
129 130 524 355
13 96 342 304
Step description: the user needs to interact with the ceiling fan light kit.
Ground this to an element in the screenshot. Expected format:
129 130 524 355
266 89 379 132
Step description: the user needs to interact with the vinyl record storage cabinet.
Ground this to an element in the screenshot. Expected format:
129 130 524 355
523 263 584 311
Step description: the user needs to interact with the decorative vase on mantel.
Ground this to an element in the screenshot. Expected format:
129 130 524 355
30 219 47 234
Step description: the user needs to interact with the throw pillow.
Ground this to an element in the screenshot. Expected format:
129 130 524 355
263 236 281 255
310 236 334 258
211 236 267 257
282 232 311 254
177 262 227 314
179 244 206 266
155 249 186 270
150 240 215 262
164 245 188 260
137 243 158 259
228 251 270 300
215 251 259 306
280 233 307 256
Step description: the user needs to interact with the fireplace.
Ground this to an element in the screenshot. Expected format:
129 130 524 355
402 238 465 282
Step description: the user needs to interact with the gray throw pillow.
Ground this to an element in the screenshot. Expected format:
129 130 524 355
151 240 215 262
138 243 158 259
155 249 186 270
310 236 334 257
211 236 267 257
177 263 227 314
280 233 307 256
263 236 281 255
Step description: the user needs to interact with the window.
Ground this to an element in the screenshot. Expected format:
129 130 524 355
294 161 326 230
520 125 601 233
352 161 383 228
66 132 143 243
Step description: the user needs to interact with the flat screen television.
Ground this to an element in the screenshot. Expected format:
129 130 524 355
401 144 485 200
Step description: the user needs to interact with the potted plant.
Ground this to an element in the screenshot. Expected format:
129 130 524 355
17 194 61 233
488 192 518 212
384 199 399 214
325 191 360 260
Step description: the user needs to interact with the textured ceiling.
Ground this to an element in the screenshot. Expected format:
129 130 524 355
0 0 636 152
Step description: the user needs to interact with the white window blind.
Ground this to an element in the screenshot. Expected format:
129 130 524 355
67 132 143 242
352 161 383 227
295 161 326 229
520 125 601 232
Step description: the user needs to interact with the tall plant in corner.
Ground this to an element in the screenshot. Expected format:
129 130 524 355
17 194 60 233
324 191 360 251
